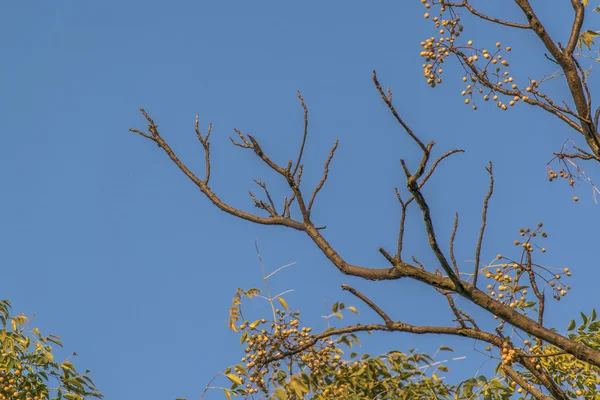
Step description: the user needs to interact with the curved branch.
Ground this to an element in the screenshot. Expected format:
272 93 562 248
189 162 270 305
473 162 494 287
442 0 531 29
565 0 585 57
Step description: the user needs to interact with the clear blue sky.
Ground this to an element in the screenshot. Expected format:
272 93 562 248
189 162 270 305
1 1 598 399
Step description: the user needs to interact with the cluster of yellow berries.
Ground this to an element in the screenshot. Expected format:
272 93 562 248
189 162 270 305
418 0 545 113
500 340 517 365
234 308 341 397
484 264 528 307
548 168 579 201
513 225 548 254
0 369 47 400
484 223 572 308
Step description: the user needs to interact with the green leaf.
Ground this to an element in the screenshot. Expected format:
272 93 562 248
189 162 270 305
581 312 589 326
567 319 576 331
591 308 597 321
439 346 454 352
240 331 248 344
332 302 339 313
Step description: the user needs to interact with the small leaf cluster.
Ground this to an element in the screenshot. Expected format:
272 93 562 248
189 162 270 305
519 312 600 398
0 300 101 400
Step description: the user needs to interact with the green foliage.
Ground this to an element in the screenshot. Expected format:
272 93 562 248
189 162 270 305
200 282 600 399
217 291 519 399
0 300 101 400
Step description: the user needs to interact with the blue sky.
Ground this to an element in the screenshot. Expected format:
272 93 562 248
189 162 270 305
1 1 599 399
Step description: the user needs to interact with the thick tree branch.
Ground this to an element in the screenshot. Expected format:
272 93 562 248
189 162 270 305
513 0 600 156
267 320 502 364
501 364 552 400
565 0 585 57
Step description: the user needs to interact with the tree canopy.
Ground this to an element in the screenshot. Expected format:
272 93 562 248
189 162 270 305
127 1 600 399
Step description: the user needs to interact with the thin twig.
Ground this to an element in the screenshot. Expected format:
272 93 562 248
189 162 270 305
442 0 531 29
254 179 278 216
450 213 459 276
372 71 427 152
473 162 494 287
292 91 309 178
395 188 407 261
341 285 394 327
195 116 212 184
308 139 339 214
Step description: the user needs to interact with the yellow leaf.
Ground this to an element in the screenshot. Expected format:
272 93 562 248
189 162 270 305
225 373 243 386
274 388 287 400
289 377 309 395
579 30 600 50
347 306 359 315
249 319 261 329
583 0 588 6
277 297 288 310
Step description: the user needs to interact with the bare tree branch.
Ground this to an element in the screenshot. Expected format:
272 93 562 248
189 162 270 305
442 0 531 29
341 284 394 327
253 179 278 216
308 139 339 215
450 213 459 276
372 71 427 152
395 188 408 261
473 162 494 287
195 116 212 184
292 91 309 178
501 364 552 400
